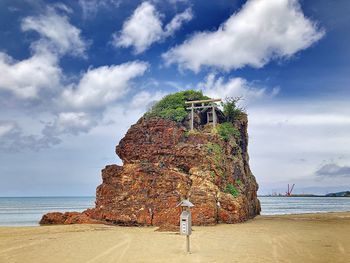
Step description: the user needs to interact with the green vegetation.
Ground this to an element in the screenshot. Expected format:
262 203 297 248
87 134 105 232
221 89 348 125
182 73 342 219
210 171 215 179
206 143 226 177
145 90 209 122
206 142 222 155
236 179 243 186
225 183 239 197
221 97 245 122
217 122 240 141
184 129 199 138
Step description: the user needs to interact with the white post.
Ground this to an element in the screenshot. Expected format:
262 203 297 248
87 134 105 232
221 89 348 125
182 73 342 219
212 104 217 128
190 103 194 131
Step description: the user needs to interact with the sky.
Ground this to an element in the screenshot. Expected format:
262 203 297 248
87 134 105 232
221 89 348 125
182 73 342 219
0 0 350 196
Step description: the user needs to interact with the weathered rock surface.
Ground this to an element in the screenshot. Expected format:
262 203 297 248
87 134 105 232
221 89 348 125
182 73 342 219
39 211 99 225
40 114 260 227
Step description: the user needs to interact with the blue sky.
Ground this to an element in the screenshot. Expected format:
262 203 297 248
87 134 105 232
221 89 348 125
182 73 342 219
1 0 350 196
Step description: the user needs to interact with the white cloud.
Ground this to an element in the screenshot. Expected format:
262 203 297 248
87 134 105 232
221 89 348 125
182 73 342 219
45 112 97 136
114 2 162 54
99 90 168 137
47 89 165 141
164 8 193 37
57 112 94 132
113 2 192 54
0 5 89 99
79 0 121 19
62 61 149 110
130 90 166 109
199 73 279 102
163 0 325 72
0 122 16 137
0 50 61 99
21 7 88 57
0 5 150 146
52 3 73 14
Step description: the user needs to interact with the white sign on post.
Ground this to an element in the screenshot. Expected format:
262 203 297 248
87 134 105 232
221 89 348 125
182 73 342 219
177 199 194 253
180 210 191 235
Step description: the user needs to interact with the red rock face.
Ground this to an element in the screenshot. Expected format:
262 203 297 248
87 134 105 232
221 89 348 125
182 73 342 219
39 212 99 225
40 115 260 227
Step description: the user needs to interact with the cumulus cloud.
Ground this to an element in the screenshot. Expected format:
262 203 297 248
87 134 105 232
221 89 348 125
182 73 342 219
199 73 279 102
43 112 97 136
62 61 149 110
0 56 149 150
0 5 152 150
113 2 192 54
316 163 350 177
0 49 61 99
21 6 88 57
0 84 158 152
0 5 88 100
163 0 325 72
113 2 162 54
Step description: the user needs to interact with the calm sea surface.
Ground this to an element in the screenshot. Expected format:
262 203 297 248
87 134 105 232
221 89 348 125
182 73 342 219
260 196 350 215
0 196 349 226
0 197 95 226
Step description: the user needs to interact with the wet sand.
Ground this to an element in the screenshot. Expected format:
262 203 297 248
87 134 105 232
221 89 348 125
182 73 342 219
0 212 349 263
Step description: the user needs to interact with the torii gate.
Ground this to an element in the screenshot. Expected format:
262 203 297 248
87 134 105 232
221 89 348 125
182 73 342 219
185 98 222 131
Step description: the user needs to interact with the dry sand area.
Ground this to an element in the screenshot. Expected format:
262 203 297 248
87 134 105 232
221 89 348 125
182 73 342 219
0 212 349 263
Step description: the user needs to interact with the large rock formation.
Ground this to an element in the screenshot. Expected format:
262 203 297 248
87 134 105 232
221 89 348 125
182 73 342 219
40 90 260 228
40 97 260 227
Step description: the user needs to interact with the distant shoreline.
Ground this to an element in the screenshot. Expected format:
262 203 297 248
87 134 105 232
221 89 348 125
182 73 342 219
259 190 350 197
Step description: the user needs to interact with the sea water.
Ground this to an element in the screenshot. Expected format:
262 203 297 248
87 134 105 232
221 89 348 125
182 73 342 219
260 196 350 215
0 196 350 226
0 197 95 226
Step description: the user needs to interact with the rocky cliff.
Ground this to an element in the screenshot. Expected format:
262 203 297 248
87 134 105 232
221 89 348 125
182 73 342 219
40 93 260 227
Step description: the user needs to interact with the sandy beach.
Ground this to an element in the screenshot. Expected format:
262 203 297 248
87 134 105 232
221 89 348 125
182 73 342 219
0 212 349 263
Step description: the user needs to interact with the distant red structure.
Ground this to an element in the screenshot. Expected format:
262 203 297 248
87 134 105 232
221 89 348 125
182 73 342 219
286 184 295 196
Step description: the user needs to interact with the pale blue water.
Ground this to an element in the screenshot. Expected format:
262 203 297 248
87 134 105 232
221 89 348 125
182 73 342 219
260 196 350 215
0 197 95 226
0 196 349 226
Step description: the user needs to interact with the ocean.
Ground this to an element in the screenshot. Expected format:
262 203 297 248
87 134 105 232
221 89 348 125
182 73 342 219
0 197 94 226
0 196 350 226
260 196 350 215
